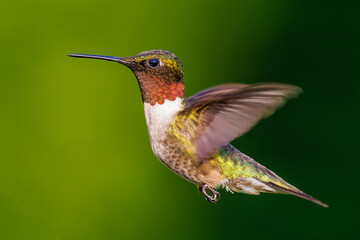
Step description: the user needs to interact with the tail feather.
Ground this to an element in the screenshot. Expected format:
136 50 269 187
227 177 328 207
263 181 329 208
218 145 328 207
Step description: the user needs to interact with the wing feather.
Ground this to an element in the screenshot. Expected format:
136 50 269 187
181 83 302 161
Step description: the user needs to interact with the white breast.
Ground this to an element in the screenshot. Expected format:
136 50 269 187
143 98 184 159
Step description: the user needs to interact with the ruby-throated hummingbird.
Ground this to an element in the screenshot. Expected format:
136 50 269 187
68 50 327 207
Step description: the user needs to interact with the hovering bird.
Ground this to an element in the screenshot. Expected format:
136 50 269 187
68 50 327 207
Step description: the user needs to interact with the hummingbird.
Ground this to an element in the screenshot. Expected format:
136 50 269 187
68 50 328 207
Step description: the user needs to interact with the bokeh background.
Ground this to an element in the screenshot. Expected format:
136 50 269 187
1 0 358 239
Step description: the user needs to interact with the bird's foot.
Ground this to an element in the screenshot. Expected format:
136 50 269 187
199 184 220 203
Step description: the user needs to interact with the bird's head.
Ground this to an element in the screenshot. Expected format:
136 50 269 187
68 50 185 105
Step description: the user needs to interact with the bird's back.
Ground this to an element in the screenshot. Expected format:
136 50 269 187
215 144 328 207
214 144 297 194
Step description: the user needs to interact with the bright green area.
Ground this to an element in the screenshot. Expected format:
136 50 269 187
0 0 358 239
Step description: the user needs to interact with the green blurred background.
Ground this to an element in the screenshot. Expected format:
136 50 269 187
1 0 358 239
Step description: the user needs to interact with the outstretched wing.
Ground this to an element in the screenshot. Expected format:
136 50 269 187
178 83 302 161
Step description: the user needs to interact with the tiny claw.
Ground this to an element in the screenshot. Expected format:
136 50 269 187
199 184 221 203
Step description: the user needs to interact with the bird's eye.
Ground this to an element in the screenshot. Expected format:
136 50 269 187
148 58 159 68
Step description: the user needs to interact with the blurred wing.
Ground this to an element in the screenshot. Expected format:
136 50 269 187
181 83 302 161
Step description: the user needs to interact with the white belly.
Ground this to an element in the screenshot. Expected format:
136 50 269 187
143 98 184 160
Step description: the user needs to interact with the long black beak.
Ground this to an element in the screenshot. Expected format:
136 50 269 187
67 53 131 65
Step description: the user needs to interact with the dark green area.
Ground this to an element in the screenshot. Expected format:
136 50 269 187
1 0 358 239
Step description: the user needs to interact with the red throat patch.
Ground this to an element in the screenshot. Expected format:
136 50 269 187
137 72 185 105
